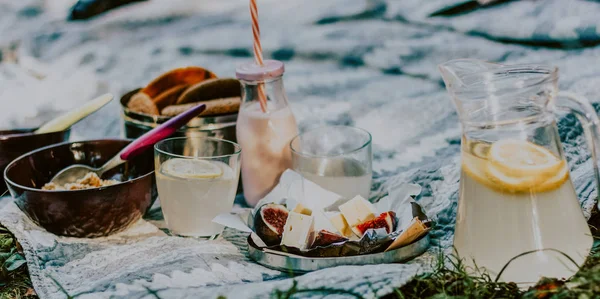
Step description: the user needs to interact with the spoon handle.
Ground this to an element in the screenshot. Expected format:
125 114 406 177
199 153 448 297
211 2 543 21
35 94 113 134
119 104 207 161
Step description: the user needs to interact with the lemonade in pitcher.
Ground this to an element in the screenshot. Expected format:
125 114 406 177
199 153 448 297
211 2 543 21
457 135 591 284
440 59 595 285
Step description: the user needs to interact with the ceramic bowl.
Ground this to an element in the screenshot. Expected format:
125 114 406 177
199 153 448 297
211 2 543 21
4 139 157 237
0 128 71 193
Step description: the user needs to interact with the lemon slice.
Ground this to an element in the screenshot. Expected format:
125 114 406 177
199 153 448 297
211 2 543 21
484 139 568 193
161 158 223 179
471 141 491 159
462 154 490 185
533 161 570 193
485 163 541 192
488 139 563 177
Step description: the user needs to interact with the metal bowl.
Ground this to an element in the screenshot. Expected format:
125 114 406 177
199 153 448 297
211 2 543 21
247 234 430 274
4 139 157 238
120 88 237 142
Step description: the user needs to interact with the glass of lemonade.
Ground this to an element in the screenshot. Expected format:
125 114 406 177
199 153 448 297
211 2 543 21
154 137 241 237
290 126 372 200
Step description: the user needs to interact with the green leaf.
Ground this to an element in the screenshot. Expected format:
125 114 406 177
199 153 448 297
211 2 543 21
0 236 13 248
0 251 12 260
0 247 15 260
3 252 26 271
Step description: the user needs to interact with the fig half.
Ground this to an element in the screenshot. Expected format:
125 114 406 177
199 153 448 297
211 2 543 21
353 211 397 236
254 204 289 246
311 230 348 248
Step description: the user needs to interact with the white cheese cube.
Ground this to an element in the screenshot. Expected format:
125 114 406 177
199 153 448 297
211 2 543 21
338 195 377 227
281 212 315 250
292 203 313 216
314 210 338 233
328 212 353 238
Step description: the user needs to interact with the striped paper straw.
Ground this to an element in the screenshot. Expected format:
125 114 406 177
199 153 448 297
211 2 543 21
250 0 268 113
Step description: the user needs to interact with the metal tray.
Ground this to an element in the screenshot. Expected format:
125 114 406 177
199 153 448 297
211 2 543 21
247 233 430 274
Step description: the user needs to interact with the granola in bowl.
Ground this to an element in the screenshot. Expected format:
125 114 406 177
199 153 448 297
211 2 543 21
42 172 119 190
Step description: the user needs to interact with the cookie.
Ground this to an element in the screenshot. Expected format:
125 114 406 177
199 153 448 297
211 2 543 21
153 84 189 110
142 67 217 98
176 78 241 105
127 92 159 115
161 97 241 117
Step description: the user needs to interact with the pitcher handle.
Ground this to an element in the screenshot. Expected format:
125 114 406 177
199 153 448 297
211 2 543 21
554 91 600 209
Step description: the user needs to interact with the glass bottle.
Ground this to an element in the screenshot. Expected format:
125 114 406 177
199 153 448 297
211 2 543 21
236 60 299 206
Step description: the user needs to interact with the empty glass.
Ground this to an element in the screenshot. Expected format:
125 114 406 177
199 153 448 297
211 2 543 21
290 126 372 200
154 137 241 237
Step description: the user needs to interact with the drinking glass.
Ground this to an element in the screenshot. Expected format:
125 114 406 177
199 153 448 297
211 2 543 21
154 137 241 237
290 126 372 200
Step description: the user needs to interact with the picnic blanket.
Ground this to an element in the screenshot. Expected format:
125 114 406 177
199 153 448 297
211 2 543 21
1 0 600 298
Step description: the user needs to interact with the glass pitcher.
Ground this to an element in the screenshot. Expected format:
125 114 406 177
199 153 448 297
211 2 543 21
439 59 596 285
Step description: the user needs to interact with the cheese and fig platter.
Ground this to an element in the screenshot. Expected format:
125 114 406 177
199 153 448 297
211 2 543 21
246 199 432 273
214 170 434 273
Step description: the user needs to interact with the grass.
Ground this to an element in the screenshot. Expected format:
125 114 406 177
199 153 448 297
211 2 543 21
0 226 35 299
394 246 600 299
2 223 600 299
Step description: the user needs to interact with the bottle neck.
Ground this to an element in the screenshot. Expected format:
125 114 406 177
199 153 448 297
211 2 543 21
239 76 290 112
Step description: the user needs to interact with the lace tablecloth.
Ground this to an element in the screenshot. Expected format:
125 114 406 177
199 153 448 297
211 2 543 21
1 0 600 298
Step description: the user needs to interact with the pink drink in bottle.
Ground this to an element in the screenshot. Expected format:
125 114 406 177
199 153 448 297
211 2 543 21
236 60 299 206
